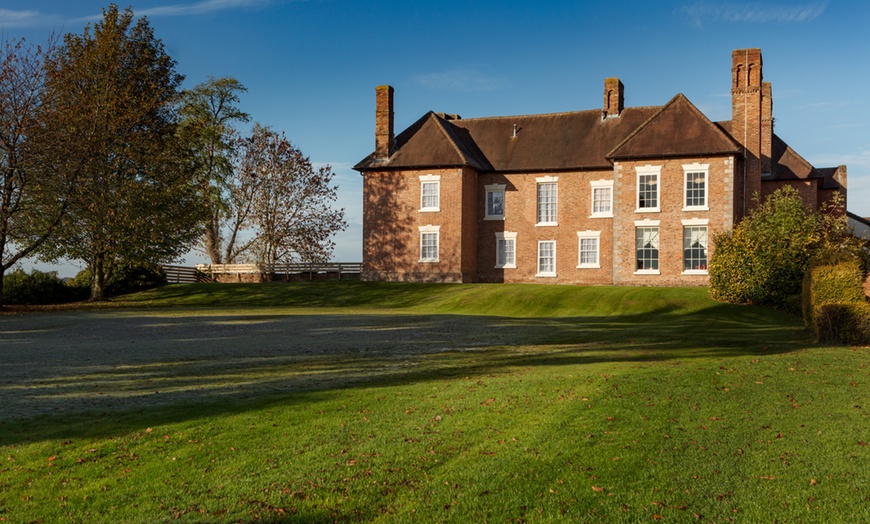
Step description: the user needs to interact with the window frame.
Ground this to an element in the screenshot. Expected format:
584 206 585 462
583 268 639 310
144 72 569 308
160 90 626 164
418 225 440 263
590 179 613 218
536 240 556 277
419 174 440 212
495 231 517 269
536 176 558 226
577 230 601 269
682 218 709 274
635 165 661 213
485 184 506 220
634 219 660 275
682 163 709 211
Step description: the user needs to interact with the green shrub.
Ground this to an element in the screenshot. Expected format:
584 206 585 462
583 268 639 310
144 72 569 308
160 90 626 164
710 187 868 313
2 268 87 305
70 261 166 297
802 260 865 328
815 302 870 345
709 187 817 312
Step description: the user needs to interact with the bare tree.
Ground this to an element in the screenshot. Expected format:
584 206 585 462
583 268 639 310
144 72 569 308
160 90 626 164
238 124 347 265
0 36 73 308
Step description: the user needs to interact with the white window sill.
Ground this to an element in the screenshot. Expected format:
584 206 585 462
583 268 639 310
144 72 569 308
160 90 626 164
484 216 505 221
589 213 613 219
635 207 660 213
634 269 661 275
578 264 601 269
419 259 439 263
419 208 440 213
682 206 709 212
495 264 516 269
536 222 558 227
682 270 709 275
535 273 557 278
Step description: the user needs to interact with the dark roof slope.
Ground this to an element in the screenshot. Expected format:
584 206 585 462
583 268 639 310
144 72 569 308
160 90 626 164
450 107 659 171
608 94 741 160
356 106 662 172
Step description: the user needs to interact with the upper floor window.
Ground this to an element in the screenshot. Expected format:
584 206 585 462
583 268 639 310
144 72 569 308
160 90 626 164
536 176 558 225
485 184 506 220
683 163 709 210
636 165 661 213
590 180 613 218
419 174 440 212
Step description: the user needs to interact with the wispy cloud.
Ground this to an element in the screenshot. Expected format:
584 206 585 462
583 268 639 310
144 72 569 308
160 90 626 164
0 9 60 28
135 0 274 18
413 68 507 92
680 1 829 27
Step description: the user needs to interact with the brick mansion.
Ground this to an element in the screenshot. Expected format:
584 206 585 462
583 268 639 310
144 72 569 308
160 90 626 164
354 48 849 285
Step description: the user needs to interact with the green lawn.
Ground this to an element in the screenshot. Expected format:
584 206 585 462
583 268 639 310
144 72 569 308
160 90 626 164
1 282 868 522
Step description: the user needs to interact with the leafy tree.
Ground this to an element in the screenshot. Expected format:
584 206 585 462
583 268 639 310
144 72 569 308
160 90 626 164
178 76 250 264
238 124 347 265
36 5 206 300
709 186 866 311
0 36 74 308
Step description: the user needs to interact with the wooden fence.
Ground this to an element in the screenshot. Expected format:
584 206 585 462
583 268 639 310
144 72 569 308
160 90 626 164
193 262 362 282
162 265 214 283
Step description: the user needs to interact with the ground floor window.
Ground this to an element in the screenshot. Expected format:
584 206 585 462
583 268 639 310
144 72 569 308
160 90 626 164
683 225 708 272
495 232 516 268
537 240 556 276
577 231 600 268
419 225 440 262
635 226 659 272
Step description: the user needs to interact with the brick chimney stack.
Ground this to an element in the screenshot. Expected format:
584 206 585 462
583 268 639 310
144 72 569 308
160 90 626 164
732 48 771 212
603 78 624 118
375 85 394 159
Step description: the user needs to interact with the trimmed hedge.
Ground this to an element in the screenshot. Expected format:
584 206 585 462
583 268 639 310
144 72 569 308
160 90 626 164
802 260 866 326
803 259 870 345
815 302 870 345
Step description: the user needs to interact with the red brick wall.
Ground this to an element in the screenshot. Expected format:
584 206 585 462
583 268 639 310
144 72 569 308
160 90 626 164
362 167 473 282
475 169 615 284
613 156 736 286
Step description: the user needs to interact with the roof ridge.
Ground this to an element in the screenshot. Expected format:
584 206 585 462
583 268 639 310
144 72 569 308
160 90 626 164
456 105 663 122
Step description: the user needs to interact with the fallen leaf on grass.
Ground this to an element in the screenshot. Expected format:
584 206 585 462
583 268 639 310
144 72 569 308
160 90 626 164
810 479 817 485
760 476 776 480
591 486 604 492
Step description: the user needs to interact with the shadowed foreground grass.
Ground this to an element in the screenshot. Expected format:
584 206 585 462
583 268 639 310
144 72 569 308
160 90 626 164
0 282 867 522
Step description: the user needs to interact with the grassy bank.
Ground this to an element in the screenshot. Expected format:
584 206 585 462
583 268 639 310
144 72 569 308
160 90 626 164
1 283 867 522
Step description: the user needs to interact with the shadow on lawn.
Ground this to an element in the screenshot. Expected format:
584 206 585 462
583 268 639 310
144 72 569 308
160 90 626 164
0 302 808 445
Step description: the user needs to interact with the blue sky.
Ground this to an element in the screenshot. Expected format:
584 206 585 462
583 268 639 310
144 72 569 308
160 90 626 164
5 0 869 274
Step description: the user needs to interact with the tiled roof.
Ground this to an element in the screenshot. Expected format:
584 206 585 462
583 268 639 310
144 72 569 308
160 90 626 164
607 94 741 160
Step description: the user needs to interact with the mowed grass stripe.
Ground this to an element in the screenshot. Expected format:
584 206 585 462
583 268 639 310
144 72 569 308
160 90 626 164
0 282 866 522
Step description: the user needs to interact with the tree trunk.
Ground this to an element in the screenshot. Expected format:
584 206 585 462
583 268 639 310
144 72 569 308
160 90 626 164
90 254 106 301
0 270 5 310
204 212 223 264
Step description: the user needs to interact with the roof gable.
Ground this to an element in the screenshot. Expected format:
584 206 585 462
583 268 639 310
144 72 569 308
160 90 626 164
354 112 490 171
608 94 741 160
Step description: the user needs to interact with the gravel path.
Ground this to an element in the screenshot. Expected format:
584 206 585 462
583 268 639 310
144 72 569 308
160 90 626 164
0 309 555 420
